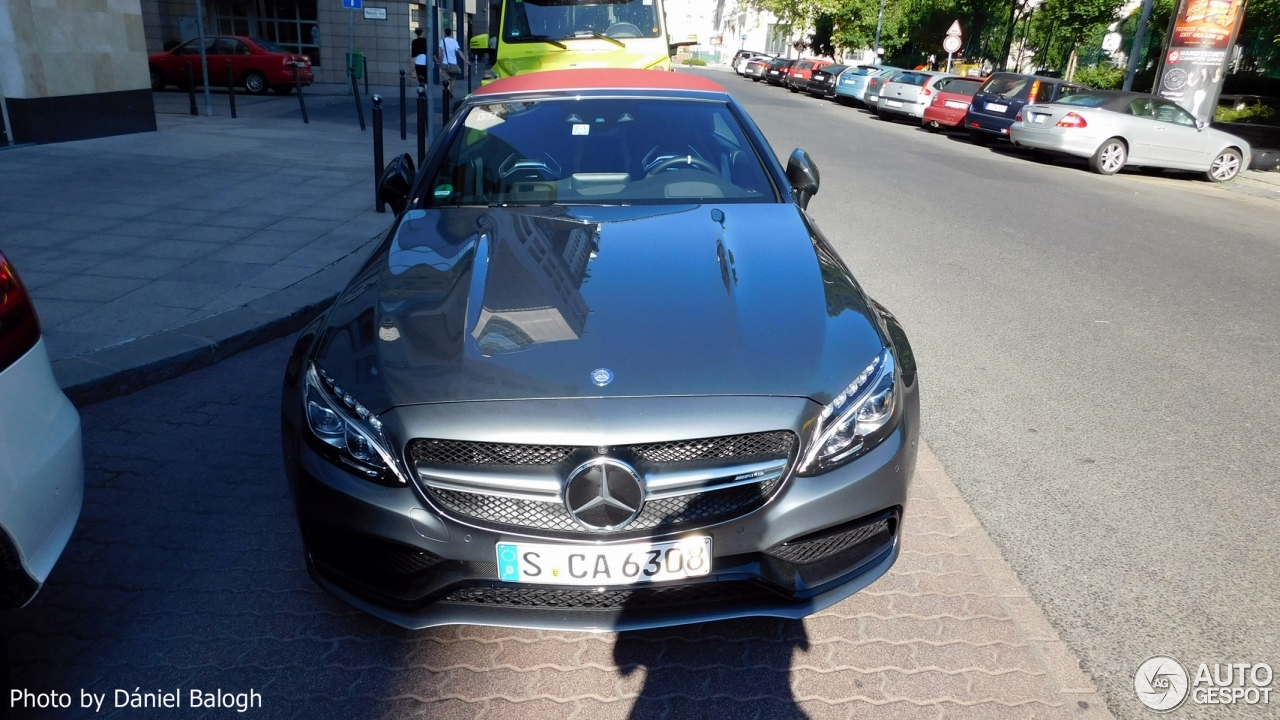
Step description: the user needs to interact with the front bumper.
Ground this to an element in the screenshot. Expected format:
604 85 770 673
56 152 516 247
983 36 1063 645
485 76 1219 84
284 394 919 631
1008 124 1102 158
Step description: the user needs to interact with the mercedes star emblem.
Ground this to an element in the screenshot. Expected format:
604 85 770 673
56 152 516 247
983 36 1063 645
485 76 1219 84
564 458 644 531
591 368 614 386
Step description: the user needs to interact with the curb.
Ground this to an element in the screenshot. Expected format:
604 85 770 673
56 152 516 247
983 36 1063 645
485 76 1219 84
53 239 377 407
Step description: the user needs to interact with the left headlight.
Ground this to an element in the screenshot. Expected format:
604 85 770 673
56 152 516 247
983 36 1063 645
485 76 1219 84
798 349 899 476
304 363 408 486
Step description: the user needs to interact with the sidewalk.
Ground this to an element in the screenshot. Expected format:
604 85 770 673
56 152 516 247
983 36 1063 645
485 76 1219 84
0 110 417 404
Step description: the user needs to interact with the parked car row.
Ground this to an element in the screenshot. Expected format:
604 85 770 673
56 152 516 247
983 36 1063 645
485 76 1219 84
732 58 1252 183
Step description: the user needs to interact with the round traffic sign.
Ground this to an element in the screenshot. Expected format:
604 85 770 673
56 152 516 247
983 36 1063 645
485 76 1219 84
943 35 961 53
1102 32 1122 52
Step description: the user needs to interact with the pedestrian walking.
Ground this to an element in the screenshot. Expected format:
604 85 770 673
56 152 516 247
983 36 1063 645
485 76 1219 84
439 28 466 92
411 27 428 84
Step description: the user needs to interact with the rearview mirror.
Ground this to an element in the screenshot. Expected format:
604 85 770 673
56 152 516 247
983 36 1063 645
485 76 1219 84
378 153 416 215
1195 120 1207 131
786 149 820 210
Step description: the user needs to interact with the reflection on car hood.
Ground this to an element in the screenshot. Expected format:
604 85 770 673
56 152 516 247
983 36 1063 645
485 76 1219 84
314 204 886 411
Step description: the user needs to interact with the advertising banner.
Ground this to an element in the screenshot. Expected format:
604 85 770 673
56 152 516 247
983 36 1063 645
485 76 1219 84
1154 0 1248 123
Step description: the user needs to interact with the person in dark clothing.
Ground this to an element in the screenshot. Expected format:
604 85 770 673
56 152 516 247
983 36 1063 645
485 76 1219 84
411 27 428 84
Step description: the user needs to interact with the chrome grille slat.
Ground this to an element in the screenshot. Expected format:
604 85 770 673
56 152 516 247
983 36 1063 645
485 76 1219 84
428 478 780 535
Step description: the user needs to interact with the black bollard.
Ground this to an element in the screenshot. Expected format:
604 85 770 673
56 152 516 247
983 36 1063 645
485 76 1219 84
373 95 385 213
351 72 366 131
416 85 426 165
226 60 237 119
185 63 197 116
292 66 309 124
364 61 370 96
443 85 451 123
400 70 407 140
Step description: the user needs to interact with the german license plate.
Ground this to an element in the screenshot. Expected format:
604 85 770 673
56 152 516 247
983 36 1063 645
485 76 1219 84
496 537 712 586
945 100 968 110
868 94 879 101
986 102 1009 113
884 99 903 108
1032 113 1049 123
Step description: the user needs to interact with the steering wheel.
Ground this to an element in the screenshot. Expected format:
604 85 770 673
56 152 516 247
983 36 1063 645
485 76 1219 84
645 154 720 177
605 22 642 38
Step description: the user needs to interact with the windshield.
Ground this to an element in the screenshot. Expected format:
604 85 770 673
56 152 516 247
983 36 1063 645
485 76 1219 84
503 0 660 43
426 98 777 207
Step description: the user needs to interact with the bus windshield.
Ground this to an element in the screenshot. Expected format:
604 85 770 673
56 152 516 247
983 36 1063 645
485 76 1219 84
503 0 662 43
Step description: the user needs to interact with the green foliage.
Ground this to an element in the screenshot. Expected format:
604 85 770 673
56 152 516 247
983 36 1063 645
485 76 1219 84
1214 101 1279 125
1042 0 1126 46
1072 62 1125 89
681 57 708 66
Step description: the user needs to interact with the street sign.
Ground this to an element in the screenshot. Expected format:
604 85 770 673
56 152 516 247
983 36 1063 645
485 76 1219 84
943 35 961 53
741 33 747 41
342 0 361 9
1102 32 1122 52
363 6 385 19
946 20 962 37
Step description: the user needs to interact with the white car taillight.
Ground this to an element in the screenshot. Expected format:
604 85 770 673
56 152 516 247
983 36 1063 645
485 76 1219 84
0 252 40 372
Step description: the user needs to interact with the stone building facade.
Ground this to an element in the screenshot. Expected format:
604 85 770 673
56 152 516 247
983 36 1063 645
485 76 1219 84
0 0 155 144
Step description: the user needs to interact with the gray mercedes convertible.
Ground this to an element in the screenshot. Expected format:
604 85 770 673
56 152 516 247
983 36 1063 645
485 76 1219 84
280 69 920 630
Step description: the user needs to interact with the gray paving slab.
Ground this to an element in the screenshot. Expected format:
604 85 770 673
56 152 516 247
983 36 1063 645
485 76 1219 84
0 110 416 402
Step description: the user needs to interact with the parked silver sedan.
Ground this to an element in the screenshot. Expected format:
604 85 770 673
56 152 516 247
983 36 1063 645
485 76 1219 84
877 71 957 122
1009 90 1251 182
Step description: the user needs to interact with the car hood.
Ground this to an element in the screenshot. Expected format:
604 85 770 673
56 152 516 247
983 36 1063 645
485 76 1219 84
313 204 886 412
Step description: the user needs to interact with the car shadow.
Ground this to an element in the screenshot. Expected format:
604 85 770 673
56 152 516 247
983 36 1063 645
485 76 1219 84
609 467 811 719
612 618 810 719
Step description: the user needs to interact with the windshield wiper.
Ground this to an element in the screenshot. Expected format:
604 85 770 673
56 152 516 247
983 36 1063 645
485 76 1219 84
576 31 625 48
510 34 568 49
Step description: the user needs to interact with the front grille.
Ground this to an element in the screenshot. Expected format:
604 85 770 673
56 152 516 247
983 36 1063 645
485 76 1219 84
408 431 794 468
428 478 780 536
408 439 572 466
412 431 796 536
439 582 779 610
765 518 892 565
630 431 794 464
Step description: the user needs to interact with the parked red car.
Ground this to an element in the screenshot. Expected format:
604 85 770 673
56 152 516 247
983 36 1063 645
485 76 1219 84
149 36 314 95
922 76 985 131
786 59 831 92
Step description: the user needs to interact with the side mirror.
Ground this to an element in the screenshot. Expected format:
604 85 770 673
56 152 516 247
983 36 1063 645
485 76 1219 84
786 149 820 210
1195 120 1207 131
377 153 416 215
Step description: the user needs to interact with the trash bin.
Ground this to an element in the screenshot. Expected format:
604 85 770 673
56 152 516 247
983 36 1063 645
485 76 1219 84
346 51 364 79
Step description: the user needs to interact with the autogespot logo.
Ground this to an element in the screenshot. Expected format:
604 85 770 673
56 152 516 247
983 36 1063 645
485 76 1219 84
1135 656 1275 712
1135 656 1190 712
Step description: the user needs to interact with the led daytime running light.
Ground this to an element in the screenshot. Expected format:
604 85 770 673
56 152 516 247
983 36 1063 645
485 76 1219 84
307 364 404 483
800 349 897 474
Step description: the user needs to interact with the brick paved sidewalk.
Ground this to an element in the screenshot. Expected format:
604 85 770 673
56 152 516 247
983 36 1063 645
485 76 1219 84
0 338 1114 720
0 110 415 398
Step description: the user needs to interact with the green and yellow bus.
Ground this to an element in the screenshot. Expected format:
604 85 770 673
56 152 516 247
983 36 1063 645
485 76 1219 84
492 0 673 79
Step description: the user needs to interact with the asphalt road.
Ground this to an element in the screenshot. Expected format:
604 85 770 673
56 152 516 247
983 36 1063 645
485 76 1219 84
700 69 1280 718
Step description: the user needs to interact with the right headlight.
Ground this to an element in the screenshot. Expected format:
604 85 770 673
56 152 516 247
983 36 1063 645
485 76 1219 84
798 349 899 476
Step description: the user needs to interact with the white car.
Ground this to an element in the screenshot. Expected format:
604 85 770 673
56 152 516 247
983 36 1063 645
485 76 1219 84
1009 90 1251 181
0 252 83 608
877 70 957 122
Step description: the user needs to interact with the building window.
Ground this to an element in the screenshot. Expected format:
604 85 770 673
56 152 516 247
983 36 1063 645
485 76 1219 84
211 0 321 66
766 23 790 55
